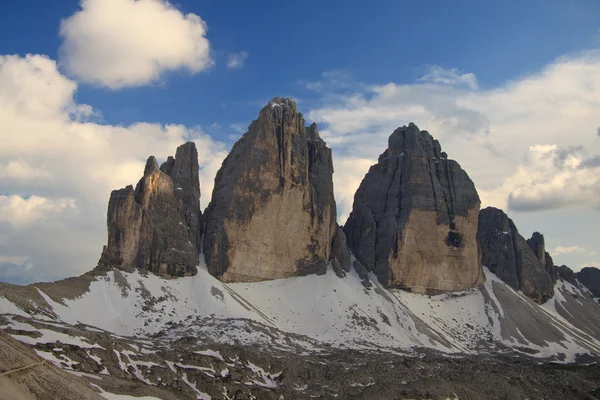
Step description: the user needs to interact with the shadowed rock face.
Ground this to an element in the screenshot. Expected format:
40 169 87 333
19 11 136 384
558 265 577 286
477 207 554 303
97 142 201 277
578 267 600 298
203 97 337 282
344 123 483 294
527 232 557 283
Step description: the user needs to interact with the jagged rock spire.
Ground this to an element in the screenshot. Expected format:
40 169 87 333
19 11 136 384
97 142 202 278
477 207 554 303
202 97 338 282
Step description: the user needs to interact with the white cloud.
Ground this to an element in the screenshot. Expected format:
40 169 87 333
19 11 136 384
0 54 227 283
306 51 600 222
59 0 212 89
0 160 50 182
489 145 600 212
227 51 248 69
552 245 586 256
0 195 77 228
419 66 478 90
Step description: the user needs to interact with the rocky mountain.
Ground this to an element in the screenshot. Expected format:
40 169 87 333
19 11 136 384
96 142 202 278
578 267 600 299
477 207 554 303
1 106 600 399
344 123 483 294
203 98 337 282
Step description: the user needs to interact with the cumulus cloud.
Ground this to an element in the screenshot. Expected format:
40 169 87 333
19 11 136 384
227 51 248 69
306 51 600 221
0 54 227 283
552 245 586 256
0 195 77 228
59 0 212 89
498 145 600 212
419 66 478 90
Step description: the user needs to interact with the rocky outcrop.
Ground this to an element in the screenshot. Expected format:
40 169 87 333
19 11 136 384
344 123 483 294
202 98 337 282
557 265 577 286
97 142 201 277
578 267 600 298
330 225 351 274
527 232 557 283
477 207 554 303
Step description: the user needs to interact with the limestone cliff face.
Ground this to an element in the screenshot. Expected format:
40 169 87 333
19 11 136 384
97 142 201 277
343 123 483 294
526 232 557 283
477 207 554 303
202 98 337 282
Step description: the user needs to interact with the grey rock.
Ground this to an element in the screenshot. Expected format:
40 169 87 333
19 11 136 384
477 207 554 303
558 265 577 286
330 225 350 273
344 123 483 293
331 258 346 278
97 143 201 277
353 260 369 280
526 232 557 283
203 98 337 282
577 267 600 298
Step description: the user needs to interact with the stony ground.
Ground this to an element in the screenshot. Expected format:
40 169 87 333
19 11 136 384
2 313 600 400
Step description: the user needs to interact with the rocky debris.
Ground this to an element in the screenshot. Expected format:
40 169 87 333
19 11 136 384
97 142 201 278
344 123 483 294
477 207 554 303
527 232 557 283
2 317 600 400
203 98 337 282
330 225 351 273
578 267 600 298
0 331 104 400
558 265 577 286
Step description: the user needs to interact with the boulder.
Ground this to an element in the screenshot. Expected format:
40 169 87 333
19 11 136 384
202 98 337 282
331 258 346 278
97 143 201 277
477 207 554 303
344 123 483 294
330 225 351 273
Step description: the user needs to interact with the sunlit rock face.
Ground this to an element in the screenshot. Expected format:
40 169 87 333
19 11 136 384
202 97 337 282
344 123 484 294
97 142 202 278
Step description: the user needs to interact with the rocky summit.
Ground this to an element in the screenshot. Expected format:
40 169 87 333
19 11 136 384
527 231 558 283
344 123 483 294
96 142 202 278
477 207 554 303
202 97 338 282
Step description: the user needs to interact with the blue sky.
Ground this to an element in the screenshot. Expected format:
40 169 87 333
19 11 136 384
1 0 600 283
2 0 598 130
